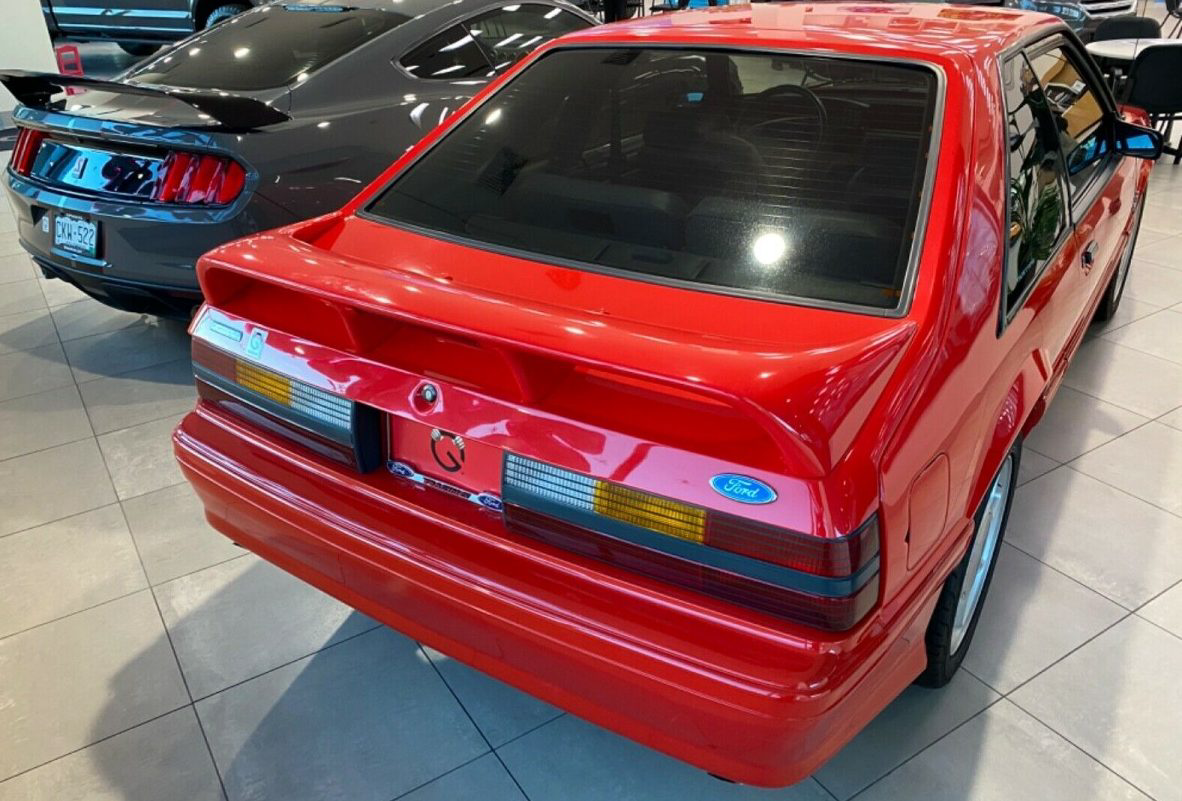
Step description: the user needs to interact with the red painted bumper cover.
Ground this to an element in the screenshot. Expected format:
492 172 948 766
174 403 930 787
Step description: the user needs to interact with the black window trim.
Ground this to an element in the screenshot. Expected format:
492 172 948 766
996 28 1121 332
392 1 593 82
363 43 948 320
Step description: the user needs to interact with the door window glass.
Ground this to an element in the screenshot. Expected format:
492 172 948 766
1002 52 1070 315
1026 45 1109 195
466 4 592 73
400 25 493 80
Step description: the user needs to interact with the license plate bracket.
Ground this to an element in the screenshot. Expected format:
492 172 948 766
53 213 99 259
387 418 503 510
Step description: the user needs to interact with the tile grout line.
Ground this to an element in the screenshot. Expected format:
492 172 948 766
416 644 535 801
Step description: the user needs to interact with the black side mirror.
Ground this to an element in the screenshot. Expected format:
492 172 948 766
1114 118 1163 160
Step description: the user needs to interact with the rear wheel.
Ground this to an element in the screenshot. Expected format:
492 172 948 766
1094 193 1145 323
203 3 250 28
118 42 160 57
916 444 1020 688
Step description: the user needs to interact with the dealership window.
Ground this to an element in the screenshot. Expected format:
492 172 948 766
1025 44 1109 197
401 4 591 80
368 48 938 311
1001 52 1069 317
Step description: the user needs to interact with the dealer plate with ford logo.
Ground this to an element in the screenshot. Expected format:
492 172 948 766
53 214 99 259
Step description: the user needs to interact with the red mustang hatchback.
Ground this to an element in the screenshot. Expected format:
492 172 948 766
174 3 1160 786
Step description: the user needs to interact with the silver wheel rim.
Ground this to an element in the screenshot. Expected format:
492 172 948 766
950 455 1013 654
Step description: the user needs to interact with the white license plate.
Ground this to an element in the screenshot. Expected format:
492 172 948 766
53 215 98 258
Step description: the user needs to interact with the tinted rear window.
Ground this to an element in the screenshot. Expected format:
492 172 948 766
366 48 938 311
127 5 407 91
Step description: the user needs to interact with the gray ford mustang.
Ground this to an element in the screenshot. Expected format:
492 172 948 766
2 0 595 316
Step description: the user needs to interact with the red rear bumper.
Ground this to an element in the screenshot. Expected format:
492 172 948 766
174 402 930 786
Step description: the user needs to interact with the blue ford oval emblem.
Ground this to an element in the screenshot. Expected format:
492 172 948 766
710 474 777 505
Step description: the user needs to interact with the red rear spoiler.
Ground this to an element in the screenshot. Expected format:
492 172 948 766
0 70 289 131
196 218 916 478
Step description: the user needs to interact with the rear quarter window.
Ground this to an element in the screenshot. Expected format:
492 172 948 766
127 5 408 91
367 47 939 311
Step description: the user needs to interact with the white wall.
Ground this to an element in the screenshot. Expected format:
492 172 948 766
0 0 58 117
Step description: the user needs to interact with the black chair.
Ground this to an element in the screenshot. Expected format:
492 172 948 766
1094 16 1161 41
1124 44 1182 162
1166 0 1182 38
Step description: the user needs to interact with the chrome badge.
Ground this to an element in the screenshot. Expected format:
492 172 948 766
709 473 777 505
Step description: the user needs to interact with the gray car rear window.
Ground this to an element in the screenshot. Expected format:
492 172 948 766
127 5 408 91
366 48 938 310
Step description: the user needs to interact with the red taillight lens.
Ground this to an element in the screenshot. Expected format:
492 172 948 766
9 127 47 176
500 453 881 630
154 151 245 206
506 504 880 631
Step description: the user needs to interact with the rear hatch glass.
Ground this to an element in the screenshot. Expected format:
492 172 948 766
125 4 408 91
366 48 939 311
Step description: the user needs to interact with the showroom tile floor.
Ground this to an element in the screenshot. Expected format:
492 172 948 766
2 166 1182 801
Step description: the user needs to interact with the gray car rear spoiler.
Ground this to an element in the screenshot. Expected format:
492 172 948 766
0 70 290 131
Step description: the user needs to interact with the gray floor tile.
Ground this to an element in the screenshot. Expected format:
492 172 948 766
122 482 244 586
1162 405 1182 431
1012 617 1182 801
0 439 117 537
0 309 58 356
1063 339 1182 418
1072 422 1182 517
0 591 190 780
38 276 88 309
499 715 833 801
397 754 526 801
0 505 146 638
1138 581 1182 637
1086 297 1165 339
1143 197 1182 237
196 628 488 801
155 557 377 699
1130 233 1182 270
854 700 1149 801
80 358 196 435
0 707 223 801
0 343 74 403
1102 307 1182 365
0 251 36 285
423 645 562 748
50 299 149 343
963 545 1124 693
0 280 47 317
96 414 186 501
0 231 27 257
1007 468 1182 608
1023 386 1147 463
62 320 189 385
1017 448 1058 486
0 384 93 461
814 671 998 800
1123 260 1182 307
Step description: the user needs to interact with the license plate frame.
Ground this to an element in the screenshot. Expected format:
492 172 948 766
52 213 99 259
387 417 503 509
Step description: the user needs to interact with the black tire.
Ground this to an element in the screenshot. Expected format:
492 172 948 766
118 42 160 57
203 3 250 28
1094 193 1145 323
915 443 1021 688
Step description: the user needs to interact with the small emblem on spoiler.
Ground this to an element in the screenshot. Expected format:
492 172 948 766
710 474 777 505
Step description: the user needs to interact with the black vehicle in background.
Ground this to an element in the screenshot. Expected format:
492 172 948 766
4 0 596 317
40 0 259 57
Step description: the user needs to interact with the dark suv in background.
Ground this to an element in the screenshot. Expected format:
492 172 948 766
40 0 257 56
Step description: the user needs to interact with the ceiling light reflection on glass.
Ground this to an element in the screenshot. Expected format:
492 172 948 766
752 232 788 266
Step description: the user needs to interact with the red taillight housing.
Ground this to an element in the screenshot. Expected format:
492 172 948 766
9 127 47 176
155 151 246 205
501 453 881 631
